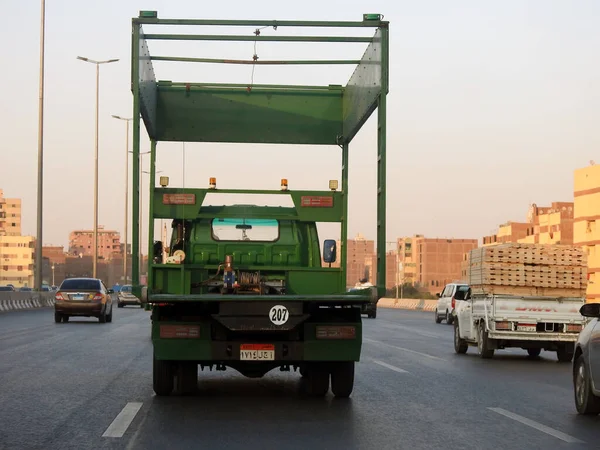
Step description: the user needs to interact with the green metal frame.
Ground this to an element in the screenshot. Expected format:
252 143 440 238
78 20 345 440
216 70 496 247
130 12 389 296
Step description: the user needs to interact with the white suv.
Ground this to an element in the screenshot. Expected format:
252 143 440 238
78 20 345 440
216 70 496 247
435 283 469 325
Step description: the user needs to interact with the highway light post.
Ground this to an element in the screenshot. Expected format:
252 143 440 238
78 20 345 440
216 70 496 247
77 56 118 279
51 264 55 286
35 0 45 291
112 115 132 283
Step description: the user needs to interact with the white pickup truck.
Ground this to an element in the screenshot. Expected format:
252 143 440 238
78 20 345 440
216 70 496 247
453 289 586 362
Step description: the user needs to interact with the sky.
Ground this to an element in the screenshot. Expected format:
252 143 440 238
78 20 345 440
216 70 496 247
1 0 599 252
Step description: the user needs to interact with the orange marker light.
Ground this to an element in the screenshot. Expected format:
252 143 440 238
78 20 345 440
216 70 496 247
281 179 288 191
209 177 217 189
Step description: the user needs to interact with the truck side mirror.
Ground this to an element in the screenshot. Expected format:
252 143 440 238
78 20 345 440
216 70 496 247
323 239 337 264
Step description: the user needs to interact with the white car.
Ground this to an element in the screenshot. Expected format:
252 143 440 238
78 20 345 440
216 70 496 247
435 283 469 324
117 285 142 308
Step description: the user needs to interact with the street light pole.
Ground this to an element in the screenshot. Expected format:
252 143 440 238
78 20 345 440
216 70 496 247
35 0 45 291
51 264 55 286
112 115 132 283
77 56 119 279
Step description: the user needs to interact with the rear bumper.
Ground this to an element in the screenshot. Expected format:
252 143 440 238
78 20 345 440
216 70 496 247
488 331 579 342
118 296 140 305
152 322 363 362
55 301 104 316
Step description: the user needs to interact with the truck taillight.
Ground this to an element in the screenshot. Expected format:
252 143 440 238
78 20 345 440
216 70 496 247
55 292 64 301
565 324 583 333
92 293 103 302
316 326 356 339
495 321 510 330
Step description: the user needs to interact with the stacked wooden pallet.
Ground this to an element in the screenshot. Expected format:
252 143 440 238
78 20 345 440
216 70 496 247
465 243 587 297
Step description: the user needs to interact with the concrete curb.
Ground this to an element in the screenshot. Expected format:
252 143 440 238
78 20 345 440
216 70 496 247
0 292 55 313
378 297 437 312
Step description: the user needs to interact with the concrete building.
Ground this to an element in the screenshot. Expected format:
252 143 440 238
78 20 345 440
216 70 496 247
42 245 66 265
0 235 34 287
69 226 122 261
574 164 600 303
397 237 417 286
0 189 22 236
345 234 376 287
406 236 478 295
483 202 574 247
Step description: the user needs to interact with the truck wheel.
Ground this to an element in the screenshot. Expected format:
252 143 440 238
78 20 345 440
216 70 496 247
54 312 62 323
527 348 541 358
574 356 600 415
371 310 377 319
434 310 442 324
307 364 329 396
453 321 468 354
299 366 308 378
477 323 494 359
331 362 354 398
153 355 174 396
557 345 575 363
176 362 198 395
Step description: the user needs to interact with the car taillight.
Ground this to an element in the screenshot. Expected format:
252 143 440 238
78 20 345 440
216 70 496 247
451 296 456 309
316 326 356 339
55 292 64 301
565 324 583 333
495 321 510 330
92 293 103 302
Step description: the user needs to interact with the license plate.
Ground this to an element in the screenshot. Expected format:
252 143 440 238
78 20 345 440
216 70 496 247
240 344 275 361
517 325 537 332
72 294 84 301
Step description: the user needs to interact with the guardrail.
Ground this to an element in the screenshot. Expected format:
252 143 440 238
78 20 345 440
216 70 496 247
378 298 437 311
0 292 56 313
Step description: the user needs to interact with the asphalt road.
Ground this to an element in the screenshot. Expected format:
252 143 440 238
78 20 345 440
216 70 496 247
1 307 599 450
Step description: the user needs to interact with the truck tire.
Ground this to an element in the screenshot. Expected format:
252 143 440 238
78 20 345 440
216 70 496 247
527 348 541 358
370 310 377 319
557 345 575 363
153 355 174 396
307 364 329 396
477 323 494 359
331 362 354 398
453 321 468 354
574 356 600 415
434 309 442 324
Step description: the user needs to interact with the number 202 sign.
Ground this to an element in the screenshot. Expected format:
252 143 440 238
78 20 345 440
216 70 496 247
269 305 289 326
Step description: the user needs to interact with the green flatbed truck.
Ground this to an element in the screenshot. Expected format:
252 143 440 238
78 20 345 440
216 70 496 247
129 11 389 397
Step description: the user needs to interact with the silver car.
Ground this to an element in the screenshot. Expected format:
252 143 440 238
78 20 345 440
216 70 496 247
117 285 142 308
573 303 600 414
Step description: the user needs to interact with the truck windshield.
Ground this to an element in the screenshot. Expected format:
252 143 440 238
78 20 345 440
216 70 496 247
211 218 279 242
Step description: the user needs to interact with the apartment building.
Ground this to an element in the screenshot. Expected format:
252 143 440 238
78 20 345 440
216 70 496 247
0 235 34 287
483 202 574 247
574 164 600 303
410 236 478 295
42 245 66 265
0 189 22 236
69 226 122 261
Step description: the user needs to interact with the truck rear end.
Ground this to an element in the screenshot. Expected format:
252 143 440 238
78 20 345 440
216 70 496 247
128 12 390 397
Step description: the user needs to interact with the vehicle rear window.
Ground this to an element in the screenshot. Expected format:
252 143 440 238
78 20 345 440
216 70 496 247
0 286 12 291
60 279 101 291
211 218 279 242
121 285 132 293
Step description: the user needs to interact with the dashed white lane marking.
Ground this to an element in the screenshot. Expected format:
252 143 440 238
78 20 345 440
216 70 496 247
102 402 143 438
372 360 409 373
364 338 447 362
488 407 584 444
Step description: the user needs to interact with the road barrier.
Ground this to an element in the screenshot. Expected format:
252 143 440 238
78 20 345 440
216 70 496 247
0 292 56 313
378 297 437 312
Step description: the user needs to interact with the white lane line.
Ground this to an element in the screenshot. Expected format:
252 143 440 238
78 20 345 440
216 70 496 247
364 338 447 362
488 407 584 444
372 360 409 373
102 402 143 438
